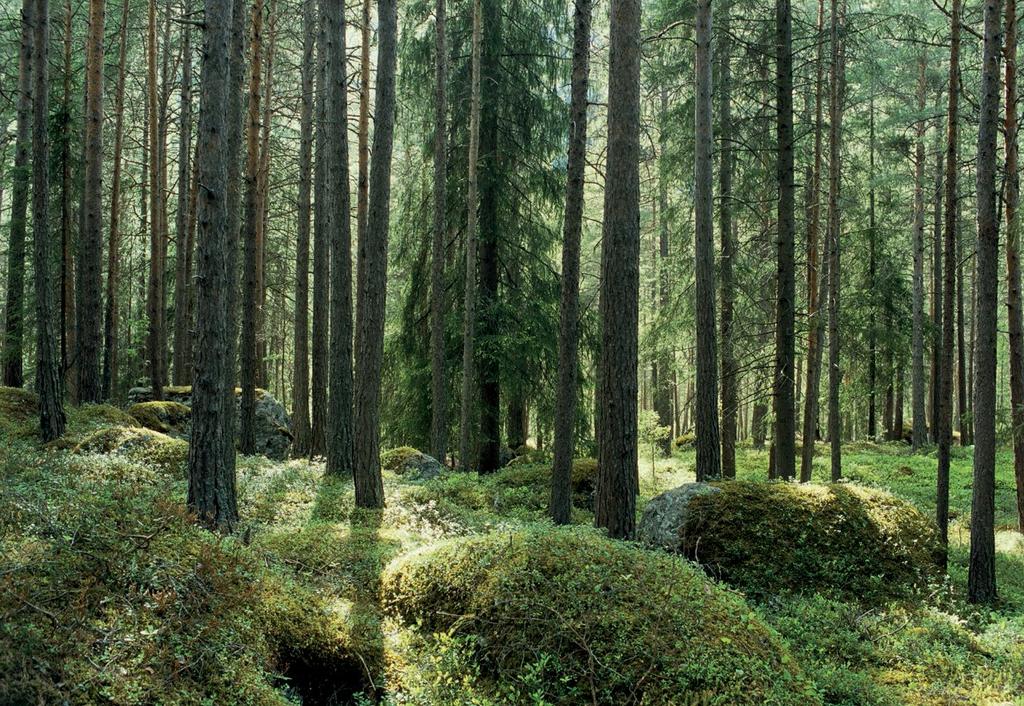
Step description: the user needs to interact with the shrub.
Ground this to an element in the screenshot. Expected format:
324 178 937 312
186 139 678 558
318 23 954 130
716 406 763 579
130 400 192 436
677 481 944 601
75 426 188 474
382 527 817 705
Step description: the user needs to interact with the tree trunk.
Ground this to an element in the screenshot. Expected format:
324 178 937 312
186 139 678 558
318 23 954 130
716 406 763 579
59 0 76 402
356 0 371 265
826 0 844 482
773 0 796 480
2 0 32 389
937 0 961 569
969 0 1001 605
595 0 640 539
324 0 354 477
172 5 194 386
694 0 720 481
310 10 329 459
429 0 448 463
1005 0 1024 534
353 0 397 507
800 0 826 481
189 0 239 533
551 0 591 523
652 89 673 456
147 0 166 400
291 0 314 458
240 0 264 455
931 140 944 442
867 94 877 438
957 209 970 445
911 51 928 449
719 10 737 478
458 0 482 472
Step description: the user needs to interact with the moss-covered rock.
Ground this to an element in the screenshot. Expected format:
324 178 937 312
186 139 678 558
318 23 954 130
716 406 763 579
674 431 696 449
0 386 39 439
653 480 943 601
74 426 188 473
382 528 817 705
130 400 192 437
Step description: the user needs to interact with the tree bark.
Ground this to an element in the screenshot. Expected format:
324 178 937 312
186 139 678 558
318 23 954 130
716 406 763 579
291 0 314 458
550 0 591 523
937 0 961 569
189 0 239 533
173 5 194 386
310 10 329 458
59 0 76 402
353 0 398 507
1005 0 1024 534
931 139 944 442
969 0 1001 605
595 0 640 539
356 0 371 264
773 0 796 480
429 0 448 463
2 0 32 389
694 0 720 481
458 0 482 472
324 0 354 478
718 1 737 479
911 51 928 450
240 0 264 455
147 0 167 400
653 88 673 455
866 94 877 438
826 0 844 482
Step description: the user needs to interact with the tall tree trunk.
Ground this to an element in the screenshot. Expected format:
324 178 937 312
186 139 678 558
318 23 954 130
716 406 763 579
911 51 928 449
59 0 76 401
1005 0 1024 533
173 5 194 386
800 0 826 481
957 210 970 445
969 0 1001 605
652 90 673 455
147 0 166 399
310 10 329 458
353 0 397 507
773 0 796 480
29 0 66 441
937 0 961 569
458 0 482 472
429 0 448 463
291 0 314 458
2 0 32 389
324 0 354 477
595 0 640 539
694 0 720 481
826 0 844 482
867 94 877 438
931 140 944 442
189 0 239 533
356 0 371 263
240 0 264 455
719 3 736 477
550 0 591 523
256 0 275 388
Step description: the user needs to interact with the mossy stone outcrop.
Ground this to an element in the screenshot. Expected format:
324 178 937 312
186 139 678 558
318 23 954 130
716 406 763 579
129 401 192 437
382 528 817 705
74 426 188 473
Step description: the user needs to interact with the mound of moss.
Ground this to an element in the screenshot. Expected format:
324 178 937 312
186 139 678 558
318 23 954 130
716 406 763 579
130 400 192 437
0 386 39 439
75 426 188 473
673 481 944 601
382 528 817 705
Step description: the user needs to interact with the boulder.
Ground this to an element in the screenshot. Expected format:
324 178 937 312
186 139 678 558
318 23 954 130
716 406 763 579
380 446 444 481
129 401 192 438
128 386 291 460
638 482 721 551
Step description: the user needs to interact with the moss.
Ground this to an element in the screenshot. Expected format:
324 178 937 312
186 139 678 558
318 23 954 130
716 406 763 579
674 431 696 449
380 446 421 472
383 527 817 705
678 481 944 602
75 426 188 474
0 386 40 439
129 400 192 436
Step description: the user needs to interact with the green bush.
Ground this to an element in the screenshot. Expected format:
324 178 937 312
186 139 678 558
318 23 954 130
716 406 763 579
678 481 944 601
383 527 817 705
75 426 188 474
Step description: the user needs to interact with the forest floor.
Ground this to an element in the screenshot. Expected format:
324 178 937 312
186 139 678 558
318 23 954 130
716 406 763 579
1 396 1022 705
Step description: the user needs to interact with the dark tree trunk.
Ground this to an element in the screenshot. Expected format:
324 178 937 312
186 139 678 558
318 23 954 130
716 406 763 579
866 95 877 438
1005 0 1024 533
911 52 928 450
147 0 167 400
718 2 736 479
172 6 194 386
931 141 944 442
324 0 354 477
356 0 370 256
652 90 673 456
969 0 1001 605
291 0 314 458
240 0 264 455
59 0 76 402
694 0 720 481
188 0 239 533
310 11 329 459
2 0 32 389
937 0 961 569
353 0 397 507
826 0 844 482
773 0 796 480
957 213 970 446
595 0 640 539
429 0 448 463
458 0 481 472
551 0 591 523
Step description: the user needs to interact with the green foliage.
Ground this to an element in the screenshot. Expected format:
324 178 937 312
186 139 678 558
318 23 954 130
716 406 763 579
129 401 192 436
679 481 944 602
75 426 188 474
383 527 818 705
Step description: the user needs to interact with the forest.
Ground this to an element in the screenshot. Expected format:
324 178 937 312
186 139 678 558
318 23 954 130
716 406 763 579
1 0 1024 702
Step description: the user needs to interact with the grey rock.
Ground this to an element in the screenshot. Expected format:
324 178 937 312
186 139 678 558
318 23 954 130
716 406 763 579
638 483 722 552
393 450 444 481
